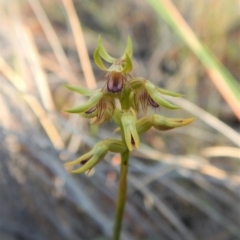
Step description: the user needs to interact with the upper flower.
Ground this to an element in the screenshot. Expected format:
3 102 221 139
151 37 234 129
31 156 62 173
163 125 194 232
94 36 133 94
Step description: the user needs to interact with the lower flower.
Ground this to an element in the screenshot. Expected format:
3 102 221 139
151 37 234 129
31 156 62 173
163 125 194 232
64 139 127 174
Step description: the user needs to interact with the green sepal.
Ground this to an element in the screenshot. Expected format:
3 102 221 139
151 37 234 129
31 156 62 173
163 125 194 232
64 150 93 167
122 53 133 73
112 108 122 125
108 64 123 72
145 82 180 109
129 77 146 90
64 84 99 96
121 111 140 151
97 36 116 63
80 109 98 119
122 37 133 58
94 46 109 71
106 139 127 153
157 88 183 97
136 116 152 134
65 91 103 113
153 115 195 131
65 141 109 174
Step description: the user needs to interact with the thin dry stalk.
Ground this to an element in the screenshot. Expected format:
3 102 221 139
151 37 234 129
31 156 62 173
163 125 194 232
61 0 97 89
0 56 64 149
28 0 72 74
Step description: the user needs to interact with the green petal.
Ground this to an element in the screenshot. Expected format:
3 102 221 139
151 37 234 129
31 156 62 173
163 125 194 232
157 88 183 97
97 36 116 63
94 46 109 71
64 84 99 96
122 53 133 73
122 37 133 58
145 82 180 109
65 91 103 113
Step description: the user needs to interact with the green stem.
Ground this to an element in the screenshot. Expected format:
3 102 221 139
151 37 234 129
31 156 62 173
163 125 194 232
113 150 129 240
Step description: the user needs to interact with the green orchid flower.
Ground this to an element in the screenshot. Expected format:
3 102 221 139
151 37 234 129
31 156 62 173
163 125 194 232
114 109 140 151
94 36 133 94
136 114 195 134
129 78 182 112
64 139 127 174
64 83 117 124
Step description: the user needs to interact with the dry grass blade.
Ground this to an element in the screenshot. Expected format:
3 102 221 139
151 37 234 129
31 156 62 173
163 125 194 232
164 96 240 147
0 57 27 92
61 0 96 90
161 178 240 237
146 0 240 119
28 0 72 74
24 95 65 149
11 20 55 111
41 56 79 84
185 172 240 213
137 145 240 186
0 56 64 149
129 176 197 240
201 146 240 159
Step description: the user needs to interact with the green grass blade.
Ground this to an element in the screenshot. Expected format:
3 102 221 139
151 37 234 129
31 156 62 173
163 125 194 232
146 0 240 118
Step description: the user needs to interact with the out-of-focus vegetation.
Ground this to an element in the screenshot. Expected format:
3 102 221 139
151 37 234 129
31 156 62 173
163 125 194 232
0 0 239 240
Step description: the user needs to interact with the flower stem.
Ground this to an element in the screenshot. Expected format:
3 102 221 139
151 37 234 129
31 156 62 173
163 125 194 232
113 150 129 240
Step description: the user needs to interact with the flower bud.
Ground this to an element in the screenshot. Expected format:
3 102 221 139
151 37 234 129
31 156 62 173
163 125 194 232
152 115 194 131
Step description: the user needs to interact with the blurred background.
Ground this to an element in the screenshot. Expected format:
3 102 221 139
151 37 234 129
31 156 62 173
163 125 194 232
0 0 240 240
